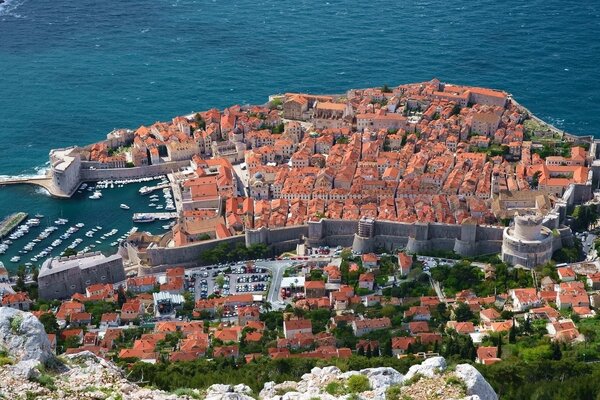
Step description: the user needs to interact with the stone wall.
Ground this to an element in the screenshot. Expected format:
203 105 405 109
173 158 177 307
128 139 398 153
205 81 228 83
145 236 245 270
80 161 189 182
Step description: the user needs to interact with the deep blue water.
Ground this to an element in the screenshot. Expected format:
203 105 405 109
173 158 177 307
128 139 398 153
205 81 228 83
0 0 599 268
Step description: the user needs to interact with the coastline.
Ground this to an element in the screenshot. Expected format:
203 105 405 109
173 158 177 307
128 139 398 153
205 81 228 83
0 86 595 199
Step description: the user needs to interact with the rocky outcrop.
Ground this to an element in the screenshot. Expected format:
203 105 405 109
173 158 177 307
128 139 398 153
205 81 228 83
0 308 53 378
455 364 498 400
256 356 497 400
0 350 203 399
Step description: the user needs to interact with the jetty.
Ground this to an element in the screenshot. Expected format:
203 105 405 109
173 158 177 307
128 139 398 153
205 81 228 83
0 212 28 239
139 183 170 195
132 212 177 222
0 176 69 198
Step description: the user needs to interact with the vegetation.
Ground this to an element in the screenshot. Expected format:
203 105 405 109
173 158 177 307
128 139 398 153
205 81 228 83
430 260 532 297
570 204 599 232
199 242 269 264
346 375 371 393
479 359 600 400
38 313 59 334
126 356 418 393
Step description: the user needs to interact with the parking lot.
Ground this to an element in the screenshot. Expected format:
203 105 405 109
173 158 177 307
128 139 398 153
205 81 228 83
191 263 271 301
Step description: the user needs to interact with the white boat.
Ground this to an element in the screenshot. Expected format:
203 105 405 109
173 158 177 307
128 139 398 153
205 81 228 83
34 214 44 218
10 256 20 263
139 186 154 195
75 223 85 228
89 191 102 200
120 204 130 210
96 226 102 230
149 203 156 207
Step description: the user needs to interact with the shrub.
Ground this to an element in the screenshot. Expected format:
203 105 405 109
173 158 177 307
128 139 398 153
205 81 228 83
10 315 23 333
347 375 371 393
385 385 403 400
325 380 345 395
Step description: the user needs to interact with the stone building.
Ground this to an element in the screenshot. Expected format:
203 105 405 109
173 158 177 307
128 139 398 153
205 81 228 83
38 252 125 300
501 214 554 268
49 147 81 196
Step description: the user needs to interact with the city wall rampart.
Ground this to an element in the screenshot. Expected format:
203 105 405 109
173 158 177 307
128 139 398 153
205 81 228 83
80 161 189 181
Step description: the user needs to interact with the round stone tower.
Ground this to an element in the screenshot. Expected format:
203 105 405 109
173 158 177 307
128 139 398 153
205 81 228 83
501 213 553 268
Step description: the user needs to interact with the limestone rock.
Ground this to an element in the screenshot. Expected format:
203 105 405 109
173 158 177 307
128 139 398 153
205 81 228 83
206 383 255 400
455 364 498 400
404 356 447 380
0 308 53 363
359 367 404 390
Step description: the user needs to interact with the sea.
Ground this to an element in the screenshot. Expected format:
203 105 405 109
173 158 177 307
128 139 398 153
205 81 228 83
0 0 599 270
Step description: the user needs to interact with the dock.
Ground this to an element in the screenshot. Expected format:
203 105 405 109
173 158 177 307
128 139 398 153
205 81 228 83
0 212 28 239
132 212 178 222
139 183 170 195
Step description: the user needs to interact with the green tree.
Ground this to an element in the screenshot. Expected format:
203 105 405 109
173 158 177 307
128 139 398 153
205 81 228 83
551 341 562 360
509 323 517 344
454 302 474 322
38 313 58 334
215 274 225 289
62 248 77 257
15 265 27 292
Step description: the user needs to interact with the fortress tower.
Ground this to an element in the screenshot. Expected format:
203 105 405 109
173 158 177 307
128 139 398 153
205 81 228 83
501 213 554 268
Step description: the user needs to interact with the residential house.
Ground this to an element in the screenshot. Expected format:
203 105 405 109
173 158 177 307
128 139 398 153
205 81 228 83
283 319 313 339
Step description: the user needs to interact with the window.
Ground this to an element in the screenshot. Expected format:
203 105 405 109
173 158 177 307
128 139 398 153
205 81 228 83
70 285 76 289
85 280 91 285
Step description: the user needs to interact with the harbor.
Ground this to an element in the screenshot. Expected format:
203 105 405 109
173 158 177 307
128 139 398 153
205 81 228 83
0 175 177 271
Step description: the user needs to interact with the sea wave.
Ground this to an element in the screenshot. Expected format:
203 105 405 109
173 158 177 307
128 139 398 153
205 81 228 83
0 0 25 17
0 165 49 181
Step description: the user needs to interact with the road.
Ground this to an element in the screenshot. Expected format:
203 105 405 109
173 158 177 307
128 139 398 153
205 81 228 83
260 261 292 310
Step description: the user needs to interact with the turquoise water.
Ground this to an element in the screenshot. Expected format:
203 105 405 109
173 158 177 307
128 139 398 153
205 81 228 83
0 0 599 269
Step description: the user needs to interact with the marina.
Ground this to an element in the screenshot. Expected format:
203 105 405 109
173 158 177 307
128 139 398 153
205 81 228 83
0 175 175 271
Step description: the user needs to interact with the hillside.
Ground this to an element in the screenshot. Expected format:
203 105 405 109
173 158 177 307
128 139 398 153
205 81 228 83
0 309 497 400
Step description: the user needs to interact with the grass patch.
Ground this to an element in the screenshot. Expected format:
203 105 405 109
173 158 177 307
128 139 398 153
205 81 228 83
33 373 56 391
403 373 424 386
385 385 403 400
445 375 467 394
173 388 204 399
274 387 296 396
0 357 13 367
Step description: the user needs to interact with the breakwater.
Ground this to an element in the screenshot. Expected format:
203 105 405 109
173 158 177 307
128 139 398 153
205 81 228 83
0 212 27 239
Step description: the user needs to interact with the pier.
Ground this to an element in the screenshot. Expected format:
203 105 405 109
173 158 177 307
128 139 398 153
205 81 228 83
139 183 170 195
132 212 178 222
0 176 70 198
0 212 28 239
